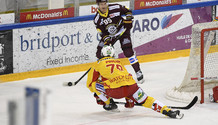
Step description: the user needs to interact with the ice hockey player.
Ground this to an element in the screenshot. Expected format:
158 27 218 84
94 0 144 84
86 45 184 119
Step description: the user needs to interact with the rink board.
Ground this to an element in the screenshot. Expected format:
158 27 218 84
0 1 217 82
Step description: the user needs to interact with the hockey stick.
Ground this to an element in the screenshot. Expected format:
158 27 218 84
63 68 91 86
168 96 198 109
63 28 127 86
115 96 198 110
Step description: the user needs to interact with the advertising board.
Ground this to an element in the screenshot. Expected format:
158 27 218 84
0 13 15 24
20 7 74 23
134 0 182 10
79 1 129 16
13 21 98 73
13 7 212 73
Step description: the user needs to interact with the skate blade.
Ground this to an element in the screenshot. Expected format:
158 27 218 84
107 108 120 113
176 113 184 119
138 79 145 84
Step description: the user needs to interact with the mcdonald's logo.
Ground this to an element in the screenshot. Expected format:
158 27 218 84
172 0 177 3
26 14 32 20
140 1 145 7
63 10 68 16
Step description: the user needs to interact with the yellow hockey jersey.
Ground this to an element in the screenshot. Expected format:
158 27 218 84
87 57 136 91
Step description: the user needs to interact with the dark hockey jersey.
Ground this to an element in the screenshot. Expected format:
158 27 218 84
94 4 132 43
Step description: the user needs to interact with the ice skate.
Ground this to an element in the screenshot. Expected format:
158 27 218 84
162 109 184 119
103 99 120 112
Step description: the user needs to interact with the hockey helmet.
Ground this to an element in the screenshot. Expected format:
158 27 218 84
96 0 108 3
101 45 115 57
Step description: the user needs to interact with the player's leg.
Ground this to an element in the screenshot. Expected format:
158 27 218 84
96 40 104 59
119 32 144 84
127 85 183 118
92 81 118 111
141 96 183 118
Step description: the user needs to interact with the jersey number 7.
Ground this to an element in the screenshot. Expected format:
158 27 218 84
106 64 123 74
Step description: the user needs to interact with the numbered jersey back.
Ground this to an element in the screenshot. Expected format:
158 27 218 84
96 57 128 79
94 57 136 89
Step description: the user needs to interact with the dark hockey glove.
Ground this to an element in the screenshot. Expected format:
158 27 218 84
103 35 116 45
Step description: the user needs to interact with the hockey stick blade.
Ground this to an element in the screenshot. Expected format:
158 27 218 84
168 96 198 109
74 68 91 85
63 68 91 86
114 96 198 110
63 82 76 86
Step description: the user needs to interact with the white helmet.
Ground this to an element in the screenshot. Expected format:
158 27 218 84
101 45 115 57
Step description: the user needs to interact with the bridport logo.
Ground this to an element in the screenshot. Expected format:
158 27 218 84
161 14 183 29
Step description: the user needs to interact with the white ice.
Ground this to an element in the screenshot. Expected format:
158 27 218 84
0 57 218 125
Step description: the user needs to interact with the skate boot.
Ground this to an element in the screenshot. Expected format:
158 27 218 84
103 99 119 112
162 109 184 119
136 70 145 84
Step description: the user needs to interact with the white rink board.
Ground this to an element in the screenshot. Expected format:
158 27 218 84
132 9 194 48
13 8 194 73
0 13 15 24
13 21 99 73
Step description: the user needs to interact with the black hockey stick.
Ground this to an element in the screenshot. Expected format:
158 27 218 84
115 96 198 110
168 96 198 109
63 68 91 86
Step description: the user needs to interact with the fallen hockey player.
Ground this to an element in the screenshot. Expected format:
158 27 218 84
86 45 184 119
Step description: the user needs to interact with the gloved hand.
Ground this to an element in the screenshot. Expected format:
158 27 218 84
103 35 116 45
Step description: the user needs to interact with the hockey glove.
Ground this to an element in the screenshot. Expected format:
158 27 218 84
103 35 116 45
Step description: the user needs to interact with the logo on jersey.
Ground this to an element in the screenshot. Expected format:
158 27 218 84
109 13 115 18
106 24 117 35
109 12 120 18
133 88 147 103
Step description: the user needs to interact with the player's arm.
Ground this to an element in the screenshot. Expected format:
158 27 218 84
86 66 100 93
94 17 111 45
96 26 111 44
86 66 111 105
120 5 133 30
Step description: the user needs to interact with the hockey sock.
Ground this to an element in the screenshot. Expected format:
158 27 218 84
142 96 170 114
128 55 140 73
142 96 155 108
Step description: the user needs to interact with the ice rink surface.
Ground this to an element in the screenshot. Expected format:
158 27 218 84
0 57 218 125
